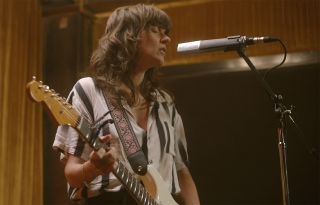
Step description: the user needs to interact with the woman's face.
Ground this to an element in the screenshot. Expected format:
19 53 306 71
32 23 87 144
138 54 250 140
135 26 171 72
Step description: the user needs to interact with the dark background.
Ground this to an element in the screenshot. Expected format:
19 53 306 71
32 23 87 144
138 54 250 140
161 60 319 205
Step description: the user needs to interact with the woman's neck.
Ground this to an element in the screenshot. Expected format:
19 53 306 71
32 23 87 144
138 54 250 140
117 70 147 106
131 69 145 88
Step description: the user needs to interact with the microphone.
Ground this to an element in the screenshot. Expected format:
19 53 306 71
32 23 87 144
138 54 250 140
177 35 277 53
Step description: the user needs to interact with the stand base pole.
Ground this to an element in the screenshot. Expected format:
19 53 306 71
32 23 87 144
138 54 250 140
278 127 290 205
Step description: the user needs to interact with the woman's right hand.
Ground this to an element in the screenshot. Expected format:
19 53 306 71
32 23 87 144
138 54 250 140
89 134 119 174
64 134 120 187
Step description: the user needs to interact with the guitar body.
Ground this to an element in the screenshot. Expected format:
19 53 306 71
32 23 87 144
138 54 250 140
140 165 178 205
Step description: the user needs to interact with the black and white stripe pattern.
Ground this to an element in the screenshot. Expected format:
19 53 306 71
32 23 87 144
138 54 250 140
53 77 189 200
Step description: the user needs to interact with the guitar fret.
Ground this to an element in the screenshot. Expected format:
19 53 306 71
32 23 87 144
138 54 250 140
125 170 130 185
122 167 127 183
127 174 131 188
121 165 125 180
141 186 146 203
146 195 150 205
142 191 146 204
140 188 144 202
146 191 150 205
117 163 123 179
148 192 155 205
115 164 120 175
143 192 147 205
148 194 152 205
76 117 94 146
133 179 137 194
148 195 152 205
136 185 141 200
129 176 134 190
137 187 141 201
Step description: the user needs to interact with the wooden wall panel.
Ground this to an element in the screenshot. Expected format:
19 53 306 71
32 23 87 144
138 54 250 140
90 0 320 66
167 0 320 65
0 0 43 205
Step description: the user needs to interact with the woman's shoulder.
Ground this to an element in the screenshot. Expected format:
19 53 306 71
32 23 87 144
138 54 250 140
72 77 103 102
74 77 98 92
155 89 174 104
76 77 95 87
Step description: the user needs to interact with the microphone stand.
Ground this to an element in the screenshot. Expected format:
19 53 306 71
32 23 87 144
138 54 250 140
236 47 291 205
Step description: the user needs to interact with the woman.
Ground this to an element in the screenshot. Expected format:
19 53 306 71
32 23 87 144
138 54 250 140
53 4 200 205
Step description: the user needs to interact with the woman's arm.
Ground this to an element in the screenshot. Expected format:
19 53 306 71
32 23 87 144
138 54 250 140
176 167 200 205
64 135 116 188
64 155 102 188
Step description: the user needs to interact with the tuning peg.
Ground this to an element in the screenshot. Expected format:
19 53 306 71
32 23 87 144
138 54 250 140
43 85 50 92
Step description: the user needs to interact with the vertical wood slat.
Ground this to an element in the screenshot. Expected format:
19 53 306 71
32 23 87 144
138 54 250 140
0 0 43 205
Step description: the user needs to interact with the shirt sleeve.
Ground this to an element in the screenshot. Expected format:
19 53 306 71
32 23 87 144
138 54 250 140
173 107 190 171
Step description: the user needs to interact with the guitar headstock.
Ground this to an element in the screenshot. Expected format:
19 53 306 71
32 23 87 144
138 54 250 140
26 76 79 127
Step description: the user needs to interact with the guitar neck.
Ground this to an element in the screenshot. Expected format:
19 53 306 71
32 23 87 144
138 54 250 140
75 116 158 205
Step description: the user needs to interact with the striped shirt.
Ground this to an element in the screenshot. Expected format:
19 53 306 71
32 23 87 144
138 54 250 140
53 77 189 200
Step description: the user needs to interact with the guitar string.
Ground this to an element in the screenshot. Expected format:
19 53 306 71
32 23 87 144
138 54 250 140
40 84 79 125
49 94 79 125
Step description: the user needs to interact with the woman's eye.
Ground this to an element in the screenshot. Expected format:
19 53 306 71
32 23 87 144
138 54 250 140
151 27 159 33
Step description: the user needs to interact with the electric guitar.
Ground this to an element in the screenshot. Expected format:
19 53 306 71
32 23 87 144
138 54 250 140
26 77 178 205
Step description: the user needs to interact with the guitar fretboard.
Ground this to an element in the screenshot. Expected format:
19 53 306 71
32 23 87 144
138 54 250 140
114 161 158 205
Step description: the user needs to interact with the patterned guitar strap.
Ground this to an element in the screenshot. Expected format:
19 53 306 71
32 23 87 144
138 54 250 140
102 90 148 176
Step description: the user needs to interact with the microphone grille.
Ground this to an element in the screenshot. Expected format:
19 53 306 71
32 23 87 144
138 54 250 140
177 41 201 53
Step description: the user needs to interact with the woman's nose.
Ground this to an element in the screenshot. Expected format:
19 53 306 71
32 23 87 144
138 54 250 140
161 34 171 44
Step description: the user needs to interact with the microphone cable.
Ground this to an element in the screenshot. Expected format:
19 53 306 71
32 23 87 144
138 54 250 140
263 38 287 80
261 38 319 161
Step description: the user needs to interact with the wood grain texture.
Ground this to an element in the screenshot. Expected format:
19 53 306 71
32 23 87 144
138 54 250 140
0 1 43 205
90 0 320 66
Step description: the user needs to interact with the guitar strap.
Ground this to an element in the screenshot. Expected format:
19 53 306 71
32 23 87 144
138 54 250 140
75 80 148 176
102 89 148 176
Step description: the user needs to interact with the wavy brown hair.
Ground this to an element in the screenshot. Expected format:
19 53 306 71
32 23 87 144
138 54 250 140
90 4 171 105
